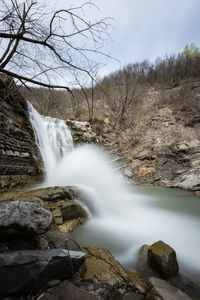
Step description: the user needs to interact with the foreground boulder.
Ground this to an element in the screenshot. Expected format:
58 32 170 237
0 249 85 296
0 200 52 236
148 241 179 278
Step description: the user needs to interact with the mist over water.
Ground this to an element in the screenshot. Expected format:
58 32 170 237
28 102 200 279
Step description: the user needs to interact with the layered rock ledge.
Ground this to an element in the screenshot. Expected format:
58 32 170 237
0 186 88 232
0 74 43 190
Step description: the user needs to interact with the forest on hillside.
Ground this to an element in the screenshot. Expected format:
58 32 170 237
21 45 200 128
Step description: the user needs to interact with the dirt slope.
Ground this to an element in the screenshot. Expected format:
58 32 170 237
93 81 200 192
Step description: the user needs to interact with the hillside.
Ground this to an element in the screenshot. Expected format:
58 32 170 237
93 80 200 192
20 76 200 193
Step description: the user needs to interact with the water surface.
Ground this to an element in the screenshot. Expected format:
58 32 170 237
73 185 200 280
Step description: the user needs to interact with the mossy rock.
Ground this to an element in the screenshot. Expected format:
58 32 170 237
148 241 179 278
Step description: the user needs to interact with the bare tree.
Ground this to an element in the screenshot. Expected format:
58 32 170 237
0 0 111 93
114 70 138 125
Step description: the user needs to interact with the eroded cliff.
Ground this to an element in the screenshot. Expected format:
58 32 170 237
0 74 43 190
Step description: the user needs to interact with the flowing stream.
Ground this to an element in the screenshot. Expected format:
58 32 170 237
28 102 200 281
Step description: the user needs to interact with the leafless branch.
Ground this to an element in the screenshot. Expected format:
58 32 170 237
0 0 113 103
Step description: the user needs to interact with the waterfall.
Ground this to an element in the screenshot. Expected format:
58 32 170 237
27 102 73 180
28 101 200 280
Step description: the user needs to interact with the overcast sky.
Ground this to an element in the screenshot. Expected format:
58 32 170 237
48 0 200 82
78 0 200 77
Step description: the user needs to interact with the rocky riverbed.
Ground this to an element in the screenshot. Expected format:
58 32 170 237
0 185 199 299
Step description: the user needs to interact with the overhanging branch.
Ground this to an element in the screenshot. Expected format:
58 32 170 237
0 68 72 92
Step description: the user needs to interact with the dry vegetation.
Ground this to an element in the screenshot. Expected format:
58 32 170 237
20 50 200 132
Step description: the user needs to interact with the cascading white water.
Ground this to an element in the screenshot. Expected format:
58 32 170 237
27 102 73 179
28 101 200 280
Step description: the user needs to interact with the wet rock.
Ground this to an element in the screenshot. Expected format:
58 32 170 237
44 230 81 251
149 277 192 300
81 245 128 285
61 201 87 221
0 200 52 236
148 241 179 278
37 280 97 300
47 201 87 228
137 245 200 299
0 249 85 296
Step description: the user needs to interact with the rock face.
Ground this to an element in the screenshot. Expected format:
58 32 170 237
0 74 42 190
67 120 98 144
81 245 128 285
148 241 179 278
0 249 86 296
95 83 200 191
0 200 52 236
